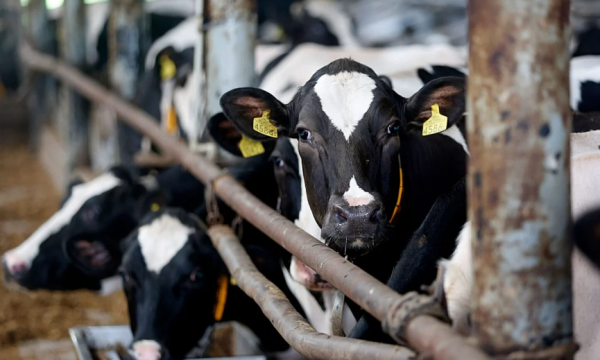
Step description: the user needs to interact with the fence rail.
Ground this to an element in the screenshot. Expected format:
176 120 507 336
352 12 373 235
18 43 490 360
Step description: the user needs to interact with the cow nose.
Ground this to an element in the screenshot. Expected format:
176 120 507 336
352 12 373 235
132 340 166 360
2 252 28 281
332 202 385 226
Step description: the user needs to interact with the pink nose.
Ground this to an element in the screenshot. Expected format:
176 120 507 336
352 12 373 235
2 252 28 280
132 340 162 360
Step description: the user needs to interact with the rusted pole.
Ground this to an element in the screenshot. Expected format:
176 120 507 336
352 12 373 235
18 46 490 360
60 0 88 172
468 0 573 357
207 225 415 360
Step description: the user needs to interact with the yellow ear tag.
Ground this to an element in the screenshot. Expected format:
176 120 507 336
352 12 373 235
166 106 178 135
213 275 229 321
150 203 160 212
159 54 176 80
253 110 278 138
229 277 237 286
238 135 265 158
422 104 448 136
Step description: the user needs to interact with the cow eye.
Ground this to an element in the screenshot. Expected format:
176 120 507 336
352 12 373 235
83 206 101 222
119 270 131 285
298 129 313 141
387 121 401 135
273 157 285 168
189 268 203 282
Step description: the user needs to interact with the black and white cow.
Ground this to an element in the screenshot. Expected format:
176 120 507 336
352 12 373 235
119 207 302 360
1 166 204 292
219 59 470 339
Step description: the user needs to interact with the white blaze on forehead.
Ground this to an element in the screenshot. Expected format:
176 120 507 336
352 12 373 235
343 176 375 207
138 214 194 273
314 71 377 141
4 173 122 270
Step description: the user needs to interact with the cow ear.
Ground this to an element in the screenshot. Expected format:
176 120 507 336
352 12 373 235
207 112 245 157
220 87 292 141
64 238 122 279
404 76 466 132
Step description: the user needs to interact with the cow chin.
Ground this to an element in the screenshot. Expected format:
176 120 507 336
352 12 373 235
321 232 386 259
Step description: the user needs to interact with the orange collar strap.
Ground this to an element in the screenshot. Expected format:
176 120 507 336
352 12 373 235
388 168 404 225
213 275 229 321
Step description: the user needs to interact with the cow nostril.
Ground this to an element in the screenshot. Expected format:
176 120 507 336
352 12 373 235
334 207 348 224
369 205 384 223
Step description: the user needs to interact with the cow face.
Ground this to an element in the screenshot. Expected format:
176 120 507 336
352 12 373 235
120 209 219 360
1 167 149 291
221 58 466 258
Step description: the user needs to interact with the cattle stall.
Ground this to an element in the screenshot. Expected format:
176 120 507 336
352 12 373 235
5 0 591 359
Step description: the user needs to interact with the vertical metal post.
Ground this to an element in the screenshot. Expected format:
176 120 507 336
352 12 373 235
108 0 146 164
190 0 204 150
205 0 257 121
468 0 573 356
60 0 88 170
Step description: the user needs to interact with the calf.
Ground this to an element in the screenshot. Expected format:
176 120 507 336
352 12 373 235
1 166 203 292
120 209 302 360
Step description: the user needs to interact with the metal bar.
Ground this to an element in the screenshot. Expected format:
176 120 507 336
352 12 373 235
205 0 257 118
191 0 205 150
61 0 88 172
207 225 414 360
18 45 490 360
468 0 573 356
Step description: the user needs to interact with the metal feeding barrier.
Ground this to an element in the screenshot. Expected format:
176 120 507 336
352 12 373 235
17 0 578 358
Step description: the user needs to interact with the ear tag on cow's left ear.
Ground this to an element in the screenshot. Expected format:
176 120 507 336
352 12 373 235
151 203 161 212
422 104 448 136
159 54 176 80
253 110 278 138
238 135 265 158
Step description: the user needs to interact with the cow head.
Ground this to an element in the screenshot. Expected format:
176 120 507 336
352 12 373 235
1 167 157 291
120 209 215 360
221 58 467 258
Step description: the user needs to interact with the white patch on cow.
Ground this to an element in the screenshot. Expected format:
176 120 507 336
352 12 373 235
440 125 470 157
145 18 196 69
314 71 376 141
98 275 123 296
343 176 375 207
132 339 162 360
172 72 199 141
138 214 194 273
570 56 600 111
3 173 122 272
289 139 324 244
439 222 472 334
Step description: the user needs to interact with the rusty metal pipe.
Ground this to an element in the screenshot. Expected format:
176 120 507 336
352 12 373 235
19 45 490 360
468 0 573 356
208 225 414 360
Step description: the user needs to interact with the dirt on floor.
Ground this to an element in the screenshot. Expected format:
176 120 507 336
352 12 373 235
0 124 128 357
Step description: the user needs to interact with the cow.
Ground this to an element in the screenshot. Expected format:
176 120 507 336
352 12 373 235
1 165 204 292
219 58 470 340
119 207 303 360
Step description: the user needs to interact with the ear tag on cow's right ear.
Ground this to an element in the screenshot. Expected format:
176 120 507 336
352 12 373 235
422 104 448 136
159 54 176 80
253 110 278 138
238 135 265 158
